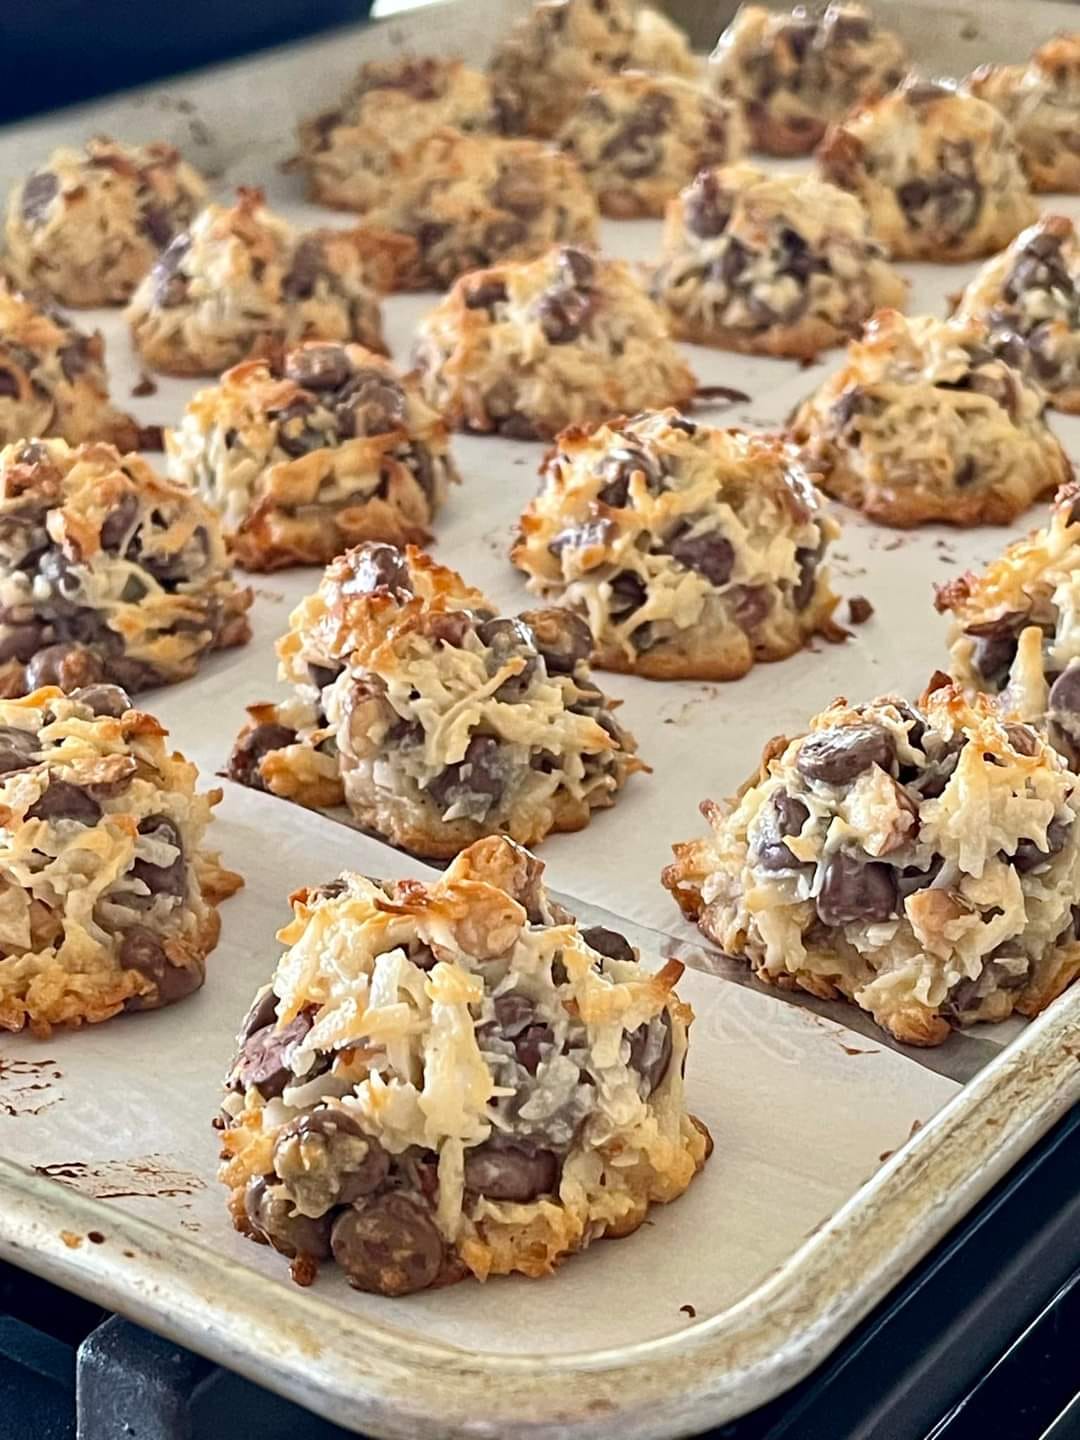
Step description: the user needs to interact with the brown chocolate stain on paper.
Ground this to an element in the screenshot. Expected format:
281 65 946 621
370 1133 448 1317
0 1057 63 1117
34 1155 206 1201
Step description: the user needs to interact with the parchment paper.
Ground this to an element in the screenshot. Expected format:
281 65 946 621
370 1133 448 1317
0 0 1076 1363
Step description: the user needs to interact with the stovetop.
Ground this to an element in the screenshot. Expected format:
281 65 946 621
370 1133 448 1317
3 1105 1078 1440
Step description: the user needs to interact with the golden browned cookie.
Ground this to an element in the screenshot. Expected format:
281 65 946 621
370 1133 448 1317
952 215 1080 415
0 438 252 698
789 310 1070 527
413 245 695 440
817 76 1038 262
3 136 207 307
558 71 746 219
166 342 458 572
226 542 644 859
219 835 708 1291
0 686 241 1036
511 408 842 680
298 58 510 213
354 131 599 291
968 34 1080 194
125 188 389 376
0 280 145 450
663 685 1080 1046
651 163 907 357
709 2 907 157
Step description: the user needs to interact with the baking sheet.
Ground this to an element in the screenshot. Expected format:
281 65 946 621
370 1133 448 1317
0 1 1078 1433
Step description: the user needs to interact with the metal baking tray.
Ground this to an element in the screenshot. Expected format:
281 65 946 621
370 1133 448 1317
1 2 1079 1436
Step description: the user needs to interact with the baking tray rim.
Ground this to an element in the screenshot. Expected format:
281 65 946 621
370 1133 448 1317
1 982 1077 1439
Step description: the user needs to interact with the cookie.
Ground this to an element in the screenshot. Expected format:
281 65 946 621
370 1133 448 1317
968 35 1080 194
651 163 907 357
557 71 746 219
413 245 695 440
125 188 390 377
630 7 699 79
817 76 1038 262
219 835 708 1291
166 343 457 572
3 136 207 307
788 310 1070 527
952 215 1080 415
297 58 509 213
936 484 1080 764
709 3 907 157
0 686 241 1035
663 685 1080 1045
0 280 145 450
511 408 842 681
0 438 252 698
356 131 599 291
227 542 643 859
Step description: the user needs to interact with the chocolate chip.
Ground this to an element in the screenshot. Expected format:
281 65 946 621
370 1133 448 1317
330 1192 443 1295
131 814 185 896
517 607 592 673
793 547 819 610
684 171 731 239
1010 818 1069 874
830 387 877 431
797 725 895 785
341 543 413 597
27 781 101 825
336 371 407 438
537 286 593 344
816 852 897 927
151 235 191 308
308 662 340 690
0 622 45 663
754 790 809 871
581 925 635 962
58 339 92 383
596 445 663 506
273 1107 390 1205
284 344 351 392
476 616 537 699
558 248 595 287
238 986 278 1041
25 643 105 692
99 493 139 554
730 585 772 630
609 570 647 615
628 1008 673 1093
139 202 175 249
21 171 59 227
426 734 503 813
227 722 297 790
904 79 953 105
1004 722 1039 757
964 612 1023 688
119 925 204 1010
0 370 20 400
271 398 324 458
0 726 37 774
245 1176 332 1260
463 1141 559 1201
281 237 324 301
464 278 508 311
1049 664 1080 722
232 1011 313 1098
666 530 735 587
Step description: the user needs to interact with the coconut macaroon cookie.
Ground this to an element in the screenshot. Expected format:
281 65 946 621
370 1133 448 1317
709 2 908 157
968 35 1080 194
0 686 241 1035
557 72 747 220
125 189 390 377
219 835 709 1293
512 410 841 681
952 215 1080 415
817 77 1038 262
3 136 207 308
936 486 1080 764
227 543 642 859
789 311 1070 528
0 281 145 451
166 343 457 572
651 164 906 358
298 58 509 214
357 132 599 292
0 439 252 698
413 246 695 441
663 685 1080 1046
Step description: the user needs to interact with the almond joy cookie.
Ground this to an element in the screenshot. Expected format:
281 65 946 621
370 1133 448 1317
0 686 241 1035
0 280 145 451
651 163 906 358
227 543 642 860
125 189 390 377
413 246 695 441
952 215 1080 416
709 2 908 157
788 311 1070 527
4 136 207 307
968 34 1080 195
166 343 457 572
219 835 709 1292
557 71 747 220
663 685 1080 1046
0 439 251 698
511 409 842 681
818 77 1038 262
